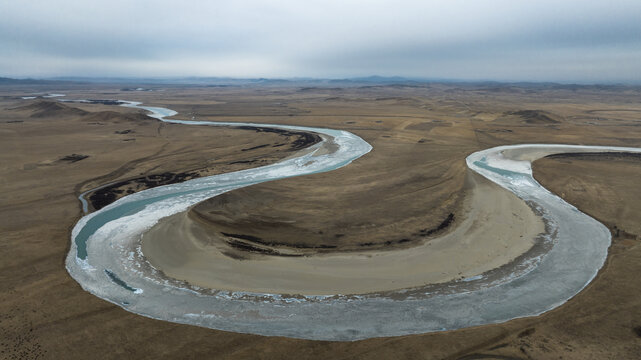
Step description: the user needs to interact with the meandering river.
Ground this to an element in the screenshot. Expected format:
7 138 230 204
65 100 641 340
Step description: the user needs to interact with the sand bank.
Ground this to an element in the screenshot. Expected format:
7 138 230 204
65 98 640 340
141 171 544 295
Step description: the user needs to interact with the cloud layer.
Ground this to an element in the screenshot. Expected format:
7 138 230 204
2 1 640 82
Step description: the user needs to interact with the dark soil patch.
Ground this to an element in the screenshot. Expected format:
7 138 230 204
241 144 269 151
85 99 126 105
60 154 89 163
518 328 536 338
88 171 199 210
228 160 256 165
224 239 303 257
221 232 337 250
406 121 452 132
415 213 455 237
507 110 560 124
235 125 321 150
545 152 641 161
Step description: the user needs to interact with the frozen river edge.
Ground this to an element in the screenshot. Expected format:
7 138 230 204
65 100 641 341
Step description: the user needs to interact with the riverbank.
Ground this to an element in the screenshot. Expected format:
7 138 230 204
141 171 543 295
81 125 321 212
65 95 637 341
3 83 641 358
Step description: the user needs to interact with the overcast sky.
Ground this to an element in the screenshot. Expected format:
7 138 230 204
1 1 640 83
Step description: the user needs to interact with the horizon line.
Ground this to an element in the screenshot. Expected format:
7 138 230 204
2 75 640 87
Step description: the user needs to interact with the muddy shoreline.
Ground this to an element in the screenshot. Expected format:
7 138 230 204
83 125 321 211
189 209 456 257
4 84 641 357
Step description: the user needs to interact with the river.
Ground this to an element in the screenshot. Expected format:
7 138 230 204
65 100 641 340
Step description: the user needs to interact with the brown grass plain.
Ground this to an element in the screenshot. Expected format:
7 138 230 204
1 83 641 359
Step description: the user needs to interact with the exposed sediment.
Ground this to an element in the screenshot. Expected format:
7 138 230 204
80 122 321 211
64 99 641 341
141 171 544 294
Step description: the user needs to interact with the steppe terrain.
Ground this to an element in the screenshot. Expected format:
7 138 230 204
1 83 641 359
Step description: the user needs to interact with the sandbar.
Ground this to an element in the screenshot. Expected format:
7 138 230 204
141 171 544 295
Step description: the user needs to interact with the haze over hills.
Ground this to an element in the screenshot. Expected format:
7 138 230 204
0 75 461 86
1 76 638 88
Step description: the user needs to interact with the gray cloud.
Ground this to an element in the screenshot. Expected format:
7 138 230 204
1 0 640 82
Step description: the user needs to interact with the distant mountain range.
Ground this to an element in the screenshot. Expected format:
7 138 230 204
0 76 635 88
0 77 81 85
39 75 428 86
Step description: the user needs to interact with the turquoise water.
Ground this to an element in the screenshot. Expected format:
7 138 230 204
75 102 367 261
104 269 138 293
473 157 527 180
66 101 641 340
75 157 359 260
